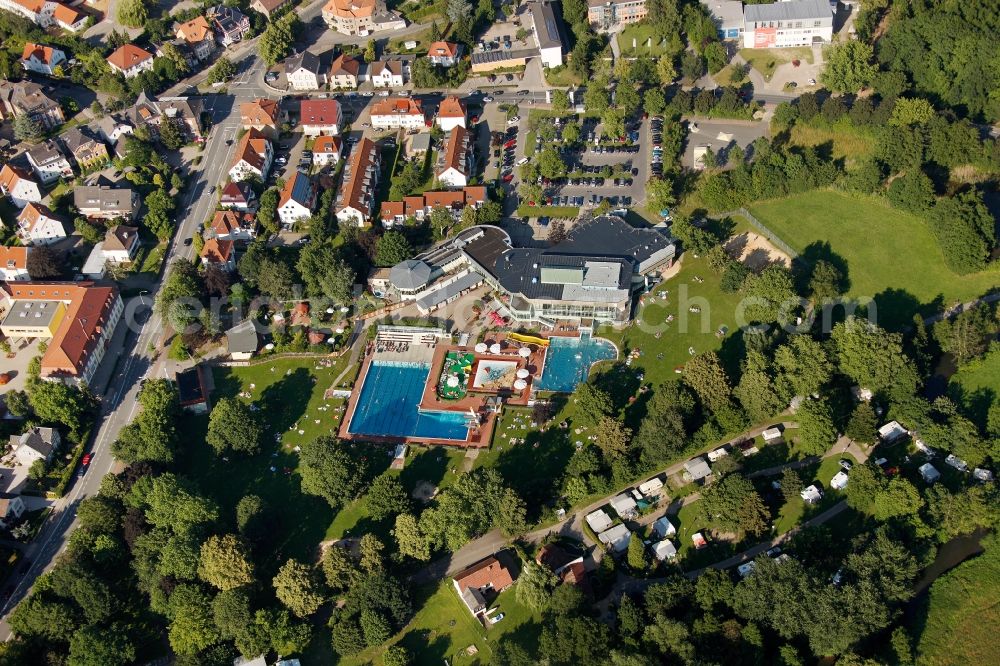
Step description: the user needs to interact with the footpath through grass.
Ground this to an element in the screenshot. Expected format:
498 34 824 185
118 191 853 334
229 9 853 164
748 190 1000 329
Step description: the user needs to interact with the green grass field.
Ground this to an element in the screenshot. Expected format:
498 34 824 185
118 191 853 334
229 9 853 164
916 535 1000 665
176 357 357 569
748 190 1000 330
738 47 813 81
341 580 543 666
947 348 1000 430
618 23 672 56
599 250 748 387
789 124 875 164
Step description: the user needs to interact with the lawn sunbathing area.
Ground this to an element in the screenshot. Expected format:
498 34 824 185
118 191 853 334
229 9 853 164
748 190 1000 329
738 47 813 81
176 357 356 567
600 250 748 387
618 22 673 56
340 580 543 666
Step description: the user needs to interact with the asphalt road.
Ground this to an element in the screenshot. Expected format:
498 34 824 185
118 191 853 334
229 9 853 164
0 43 271 644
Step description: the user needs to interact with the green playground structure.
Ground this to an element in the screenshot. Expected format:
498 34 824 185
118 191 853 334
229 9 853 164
438 351 475 400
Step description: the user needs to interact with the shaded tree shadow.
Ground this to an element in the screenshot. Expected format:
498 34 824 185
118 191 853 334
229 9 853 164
743 247 776 272
724 233 749 259
794 241 852 296
398 447 453 498
495 428 574 520
871 289 944 332
257 367 316 436
946 385 996 432
717 328 748 380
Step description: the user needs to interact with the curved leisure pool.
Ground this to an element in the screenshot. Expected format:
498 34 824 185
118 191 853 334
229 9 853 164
535 335 618 393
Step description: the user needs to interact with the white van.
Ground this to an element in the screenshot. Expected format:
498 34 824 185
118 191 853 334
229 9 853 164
516 157 529 166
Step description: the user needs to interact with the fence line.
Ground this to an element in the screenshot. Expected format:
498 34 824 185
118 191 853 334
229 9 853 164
716 208 799 259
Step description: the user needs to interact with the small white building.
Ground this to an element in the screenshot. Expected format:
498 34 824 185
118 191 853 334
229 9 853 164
683 456 712 481
285 51 326 90
312 135 342 168
800 484 822 504
919 463 941 484
638 476 664 497
830 470 849 490
277 171 316 229
597 523 631 553
9 427 61 467
609 493 638 520
585 509 613 533
944 454 968 473
17 203 66 246
20 42 66 76
761 427 783 443
107 44 155 78
370 58 409 87
0 246 29 281
878 421 908 443
0 494 26 529
652 540 677 561
436 95 467 132
651 516 676 539
528 1 565 68
0 164 43 208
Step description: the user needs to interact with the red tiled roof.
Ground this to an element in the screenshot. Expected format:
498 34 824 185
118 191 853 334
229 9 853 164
300 99 341 127
453 556 514 592
370 98 423 117
439 126 470 175
240 99 280 127
338 137 378 217
330 53 361 77
0 246 28 271
107 44 154 71
52 3 83 25
438 95 466 118
428 41 459 58
201 238 234 263
176 16 212 44
231 128 270 172
313 135 341 154
0 164 34 190
21 42 60 65
4 282 119 378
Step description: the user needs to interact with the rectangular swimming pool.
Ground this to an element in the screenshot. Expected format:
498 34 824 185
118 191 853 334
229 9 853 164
348 361 472 440
535 335 618 393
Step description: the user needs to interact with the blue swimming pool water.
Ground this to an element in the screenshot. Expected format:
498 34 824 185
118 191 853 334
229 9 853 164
535 336 618 392
348 361 472 440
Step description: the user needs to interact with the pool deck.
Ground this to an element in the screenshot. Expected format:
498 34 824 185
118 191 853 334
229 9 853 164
337 335 550 449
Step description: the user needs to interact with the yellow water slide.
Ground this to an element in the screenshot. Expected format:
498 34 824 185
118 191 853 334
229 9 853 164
507 333 550 346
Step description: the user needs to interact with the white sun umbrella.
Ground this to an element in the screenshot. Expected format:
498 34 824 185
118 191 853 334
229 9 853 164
447 376 460 388
516 368 530 379
518 346 531 358
327 337 337 344
513 379 528 390
264 343 275 350
475 342 488 353
489 343 502 354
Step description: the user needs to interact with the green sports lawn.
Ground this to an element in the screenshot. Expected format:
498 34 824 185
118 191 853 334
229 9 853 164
748 191 1000 330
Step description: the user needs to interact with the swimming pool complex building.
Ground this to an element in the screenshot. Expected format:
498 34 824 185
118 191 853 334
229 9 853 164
376 216 676 327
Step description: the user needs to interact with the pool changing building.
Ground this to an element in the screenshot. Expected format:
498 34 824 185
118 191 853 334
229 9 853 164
383 216 675 327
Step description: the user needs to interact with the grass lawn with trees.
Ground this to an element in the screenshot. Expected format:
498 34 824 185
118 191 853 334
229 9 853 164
617 22 672 56
339 581 542 666
747 190 1000 329
946 348 1000 427
599 251 747 387
738 47 813 81
788 123 875 164
914 534 1000 665
175 357 356 566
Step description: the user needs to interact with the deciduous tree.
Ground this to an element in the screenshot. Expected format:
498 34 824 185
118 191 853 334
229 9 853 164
273 558 326 617
198 534 254 591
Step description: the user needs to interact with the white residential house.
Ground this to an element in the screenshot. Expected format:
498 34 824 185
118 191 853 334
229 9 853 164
17 203 66 245
300 99 342 136
370 98 425 130
285 51 326 90
81 225 141 278
0 164 43 208
436 126 472 188
0 246 30 281
207 210 258 243
228 128 273 182
20 42 66 76
107 44 156 78
9 427 61 467
312 135 341 167
0 494 26 529
436 95 466 132
427 41 462 67
26 140 73 184
370 58 409 87
277 171 316 229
